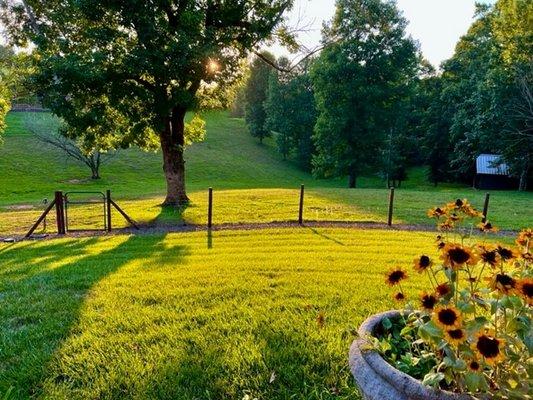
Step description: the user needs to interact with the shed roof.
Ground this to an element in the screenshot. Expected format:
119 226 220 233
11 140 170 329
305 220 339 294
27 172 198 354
476 154 509 176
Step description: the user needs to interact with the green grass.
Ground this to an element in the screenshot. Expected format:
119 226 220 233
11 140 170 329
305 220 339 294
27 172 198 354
1 111 531 237
1 227 449 399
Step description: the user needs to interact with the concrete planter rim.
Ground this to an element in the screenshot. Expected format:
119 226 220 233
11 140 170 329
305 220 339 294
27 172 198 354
349 310 476 400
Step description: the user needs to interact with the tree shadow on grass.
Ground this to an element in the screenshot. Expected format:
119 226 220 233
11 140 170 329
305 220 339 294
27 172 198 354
147 204 188 227
0 234 179 398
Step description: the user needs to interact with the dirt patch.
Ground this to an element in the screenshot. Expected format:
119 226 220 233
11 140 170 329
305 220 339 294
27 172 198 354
5 204 35 211
65 179 88 184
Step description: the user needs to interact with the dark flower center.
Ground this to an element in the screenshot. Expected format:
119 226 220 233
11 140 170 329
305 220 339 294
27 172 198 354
496 274 515 288
485 223 493 229
497 247 513 260
481 251 497 264
438 309 458 326
455 199 463 207
448 329 464 340
469 361 480 371
521 282 533 297
477 335 500 359
436 284 450 296
388 270 405 283
419 255 431 268
394 292 405 300
448 248 470 264
421 294 437 309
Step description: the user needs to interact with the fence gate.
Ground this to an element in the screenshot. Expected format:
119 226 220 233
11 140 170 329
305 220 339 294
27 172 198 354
64 191 107 232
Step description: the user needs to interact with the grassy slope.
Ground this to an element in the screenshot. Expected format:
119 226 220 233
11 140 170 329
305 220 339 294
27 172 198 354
1 228 445 399
1 112 532 236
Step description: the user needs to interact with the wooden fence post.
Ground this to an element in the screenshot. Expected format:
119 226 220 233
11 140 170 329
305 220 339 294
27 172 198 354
55 191 66 234
298 184 305 225
106 190 112 232
482 193 490 223
387 187 395 226
207 187 213 229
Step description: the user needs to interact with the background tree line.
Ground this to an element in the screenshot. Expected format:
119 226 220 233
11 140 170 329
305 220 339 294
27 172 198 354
240 0 532 190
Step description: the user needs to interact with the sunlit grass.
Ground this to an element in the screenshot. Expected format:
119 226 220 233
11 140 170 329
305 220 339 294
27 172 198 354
2 111 531 237
0 228 447 399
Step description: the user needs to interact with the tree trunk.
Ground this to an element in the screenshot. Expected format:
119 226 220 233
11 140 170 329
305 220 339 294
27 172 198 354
518 165 528 191
160 107 189 206
348 171 357 188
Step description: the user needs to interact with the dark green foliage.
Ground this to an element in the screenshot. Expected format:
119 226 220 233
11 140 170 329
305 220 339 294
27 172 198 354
374 317 437 381
265 64 317 170
244 53 275 143
426 1 532 189
311 0 418 188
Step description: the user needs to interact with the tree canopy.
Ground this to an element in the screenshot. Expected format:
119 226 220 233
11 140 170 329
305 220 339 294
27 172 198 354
1 0 293 204
311 0 419 187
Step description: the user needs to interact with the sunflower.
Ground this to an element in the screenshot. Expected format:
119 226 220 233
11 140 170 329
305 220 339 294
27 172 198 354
516 228 533 247
496 245 518 261
427 207 446 218
478 245 500 268
488 273 516 295
435 283 452 298
473 330 506 365
420 292 437 310
477 221 498 233
433 306 462 329
515 277 533 305
520 252 533 262
446 199 465 211
413 255 432 273
385 268 407 286
440 244 479 269
467 358 482 372
393 292 405 301
438 220 455 231
445 328 466 346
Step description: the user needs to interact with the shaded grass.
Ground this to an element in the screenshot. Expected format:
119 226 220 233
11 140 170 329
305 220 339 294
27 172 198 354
0 228 446 399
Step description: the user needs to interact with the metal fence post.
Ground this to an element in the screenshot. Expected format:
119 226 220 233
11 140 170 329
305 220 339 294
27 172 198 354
298 184 305 225
208 187 213 229
106 190 112 232
387 187 395 226
482 193 490 223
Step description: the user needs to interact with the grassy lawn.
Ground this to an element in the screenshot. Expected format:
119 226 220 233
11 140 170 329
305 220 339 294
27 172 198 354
1 112 531 236
0 227 446 399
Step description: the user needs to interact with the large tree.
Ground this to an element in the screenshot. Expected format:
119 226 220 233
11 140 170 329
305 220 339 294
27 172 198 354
438 1 532 189
244 52 275 144
265 60 317 170
310 0 418 188
1 1 293 205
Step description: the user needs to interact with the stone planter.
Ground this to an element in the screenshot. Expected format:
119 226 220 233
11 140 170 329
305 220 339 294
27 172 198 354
349 310 474 400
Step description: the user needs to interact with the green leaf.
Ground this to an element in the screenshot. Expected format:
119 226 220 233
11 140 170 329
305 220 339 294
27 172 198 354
422 372 445 387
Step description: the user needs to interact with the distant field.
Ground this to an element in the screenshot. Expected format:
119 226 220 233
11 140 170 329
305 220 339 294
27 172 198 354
1 227 452 399
1 112 531 236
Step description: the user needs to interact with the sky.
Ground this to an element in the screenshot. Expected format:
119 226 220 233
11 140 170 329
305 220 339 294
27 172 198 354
270 0 496 68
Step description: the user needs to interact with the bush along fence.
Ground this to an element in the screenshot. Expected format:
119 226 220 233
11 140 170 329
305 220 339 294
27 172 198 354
25 190 139 238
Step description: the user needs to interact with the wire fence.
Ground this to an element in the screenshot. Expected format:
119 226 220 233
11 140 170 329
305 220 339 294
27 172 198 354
1 187 532 239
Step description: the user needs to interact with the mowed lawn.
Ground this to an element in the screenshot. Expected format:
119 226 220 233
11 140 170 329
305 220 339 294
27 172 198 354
1 112 532 236
0 228 444 399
